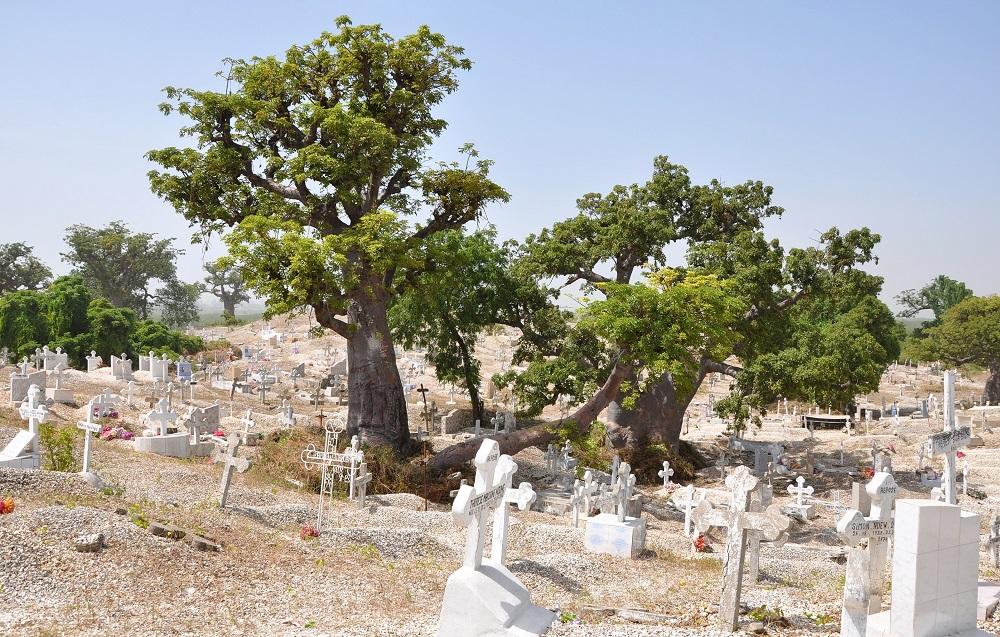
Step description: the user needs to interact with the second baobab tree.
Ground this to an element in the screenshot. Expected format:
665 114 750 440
202 258 249 322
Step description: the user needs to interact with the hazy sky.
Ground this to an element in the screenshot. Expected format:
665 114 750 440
1 1 997 311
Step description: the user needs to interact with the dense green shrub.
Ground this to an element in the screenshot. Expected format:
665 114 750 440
0 275 203 367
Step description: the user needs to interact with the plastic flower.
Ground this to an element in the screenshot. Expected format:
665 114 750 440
300 525 320 539
0 497 14 515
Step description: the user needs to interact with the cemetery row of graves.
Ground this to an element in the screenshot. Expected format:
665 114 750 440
0 314 998 636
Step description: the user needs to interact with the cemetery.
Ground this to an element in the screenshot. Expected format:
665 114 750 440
2 6 1000 637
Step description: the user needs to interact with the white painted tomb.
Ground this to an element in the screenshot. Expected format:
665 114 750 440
584 461 646 558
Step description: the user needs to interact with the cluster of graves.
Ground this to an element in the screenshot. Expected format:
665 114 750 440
2 325 998 636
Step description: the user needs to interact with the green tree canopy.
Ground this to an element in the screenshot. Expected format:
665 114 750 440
0 243 52 295
484 156 897 453
896 275 973 327
62 221 183 319
916 296 1000 402
147 17 508 451
157 277 201 328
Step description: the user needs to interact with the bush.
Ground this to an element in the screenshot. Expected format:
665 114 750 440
39 423 78 472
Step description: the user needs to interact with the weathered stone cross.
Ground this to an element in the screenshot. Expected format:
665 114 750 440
835 472 897 637
355 461 372 507
988 514 1000 569
77 399 101 474
691 466 791 631
213 433 250 508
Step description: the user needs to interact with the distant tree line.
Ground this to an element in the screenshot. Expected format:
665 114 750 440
0 221 253 367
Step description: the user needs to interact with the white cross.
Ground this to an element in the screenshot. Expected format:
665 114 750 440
213 433 250 508
658 461 675 489
836 472 898 637
929 370 970 504
786 475 814 507
18 385 48 456
543 443 557 472
492 479 536 564
451 439 519 569
77 399 102 473
18 357 29 376
672 483 702 537
241 409 256 435
146 398 177 436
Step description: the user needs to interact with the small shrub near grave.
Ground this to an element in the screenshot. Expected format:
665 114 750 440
39 423 78 472
128 503 149 529
747 605 787 626
558 611 578 624
804 610 836 626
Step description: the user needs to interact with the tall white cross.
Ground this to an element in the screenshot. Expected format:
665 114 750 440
492 479 536 564
836 472 898 637
77 399 101 473
18 384 48 457
147 398 177 436
786 475 814 507
929 370 970 504
451 439 518 569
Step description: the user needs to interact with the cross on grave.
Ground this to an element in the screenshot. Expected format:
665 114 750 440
672 483 702 538
279 399 295 429
18 385 48 457
988 514 1000 569
787 475 814 507
241 409 256 436
126 381 134 407
746 482 782 583
166 382 174 409
451 438 520 569
716 452 727 480
18 357 30 376
657 461 675 489
354 462 372 507
835 472 897 637
77 399 101 474
578 470 599 518
213 434 251 508
929 370 971 504
543 444 557 472
691 465 791 631
147 398 177 436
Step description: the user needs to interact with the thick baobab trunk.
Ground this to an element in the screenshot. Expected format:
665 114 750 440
329 278 410 453
223 298 237 317
429 360 633 473
986 361 1000 404
606 371 693 451
606 357 740 451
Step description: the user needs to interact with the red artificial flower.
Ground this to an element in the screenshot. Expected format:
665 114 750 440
0 497 14 515
957 451 966 459
693 534 708 553
300 525 319 539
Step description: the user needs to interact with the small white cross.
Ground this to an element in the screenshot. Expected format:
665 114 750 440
77 399 102 473
657 460 675 489
786 475 814 507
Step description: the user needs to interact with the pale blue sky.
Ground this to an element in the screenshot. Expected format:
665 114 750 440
1 1 997 311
